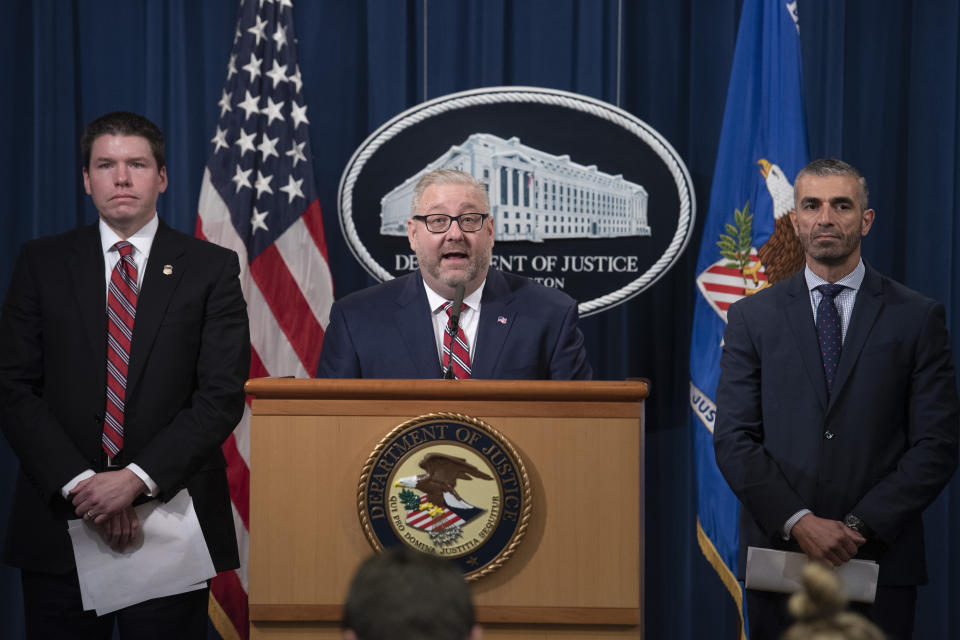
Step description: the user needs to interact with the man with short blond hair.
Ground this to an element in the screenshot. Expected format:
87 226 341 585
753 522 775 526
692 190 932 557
317 168 591 380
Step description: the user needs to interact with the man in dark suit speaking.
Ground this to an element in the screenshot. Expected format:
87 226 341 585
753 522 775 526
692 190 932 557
0 112 250 638
317 169 592 380
714 158 959 639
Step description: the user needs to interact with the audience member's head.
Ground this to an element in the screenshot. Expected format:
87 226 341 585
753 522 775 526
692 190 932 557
343 546 482 640
780 563 884 640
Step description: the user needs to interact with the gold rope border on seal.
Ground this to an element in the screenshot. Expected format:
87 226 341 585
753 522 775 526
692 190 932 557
356 411 533 583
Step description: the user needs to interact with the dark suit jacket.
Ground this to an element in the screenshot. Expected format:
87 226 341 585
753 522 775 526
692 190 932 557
316 268 592 379
714 264 959 586
0 220 250 574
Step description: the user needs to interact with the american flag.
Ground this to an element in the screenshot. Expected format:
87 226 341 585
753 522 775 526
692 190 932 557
195 1 333 637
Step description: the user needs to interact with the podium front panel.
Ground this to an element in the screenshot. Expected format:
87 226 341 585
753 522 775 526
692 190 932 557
245 379 646 639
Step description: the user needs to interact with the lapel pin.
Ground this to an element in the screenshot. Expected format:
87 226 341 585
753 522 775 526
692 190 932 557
163 264 173 276
497 316 508 325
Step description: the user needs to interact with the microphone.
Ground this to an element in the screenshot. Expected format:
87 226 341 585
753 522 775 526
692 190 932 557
443 283 466 379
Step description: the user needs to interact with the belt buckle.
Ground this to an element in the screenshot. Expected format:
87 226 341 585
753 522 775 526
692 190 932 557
106 455 121 468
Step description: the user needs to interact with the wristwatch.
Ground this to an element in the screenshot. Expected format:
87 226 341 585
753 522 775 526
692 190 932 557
843 513 872 538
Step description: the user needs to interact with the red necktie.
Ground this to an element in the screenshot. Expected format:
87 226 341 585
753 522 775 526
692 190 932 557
442 302 471 379
104 241 138 456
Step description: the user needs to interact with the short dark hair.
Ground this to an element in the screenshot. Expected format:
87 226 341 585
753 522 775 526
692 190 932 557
343 547 476 640
81 111 165 171
795 157 869 210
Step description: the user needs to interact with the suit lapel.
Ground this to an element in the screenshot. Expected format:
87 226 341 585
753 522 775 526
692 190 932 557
783 271 829 412
127 222 186 395
472 269 516 379
68 224 108 371
829 265 883 410
394 272 445 378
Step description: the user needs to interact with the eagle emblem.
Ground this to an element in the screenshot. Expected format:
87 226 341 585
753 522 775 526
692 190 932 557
357 413 532 582
695 158 805 321
396 453 494 546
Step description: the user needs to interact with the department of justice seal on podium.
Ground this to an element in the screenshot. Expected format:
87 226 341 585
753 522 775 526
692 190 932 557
358 413 532 581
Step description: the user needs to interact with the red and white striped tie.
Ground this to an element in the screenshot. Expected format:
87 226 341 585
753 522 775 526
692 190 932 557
104 241 138 456
442 302 471 379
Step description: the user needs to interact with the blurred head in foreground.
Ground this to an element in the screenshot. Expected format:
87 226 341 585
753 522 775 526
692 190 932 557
781 563 884 640
342 546 483 640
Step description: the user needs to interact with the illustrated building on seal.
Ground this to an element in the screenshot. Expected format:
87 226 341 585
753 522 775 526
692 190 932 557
379 133 651 243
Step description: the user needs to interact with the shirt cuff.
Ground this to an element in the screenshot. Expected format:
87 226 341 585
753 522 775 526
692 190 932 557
783 509 812 540
61 469 96 499
126 463 158 497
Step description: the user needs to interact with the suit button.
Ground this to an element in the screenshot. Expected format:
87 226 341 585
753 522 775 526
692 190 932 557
824 430 835 440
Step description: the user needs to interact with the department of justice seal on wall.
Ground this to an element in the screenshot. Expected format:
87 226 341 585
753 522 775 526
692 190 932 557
357 413 532 581
338 86 696 316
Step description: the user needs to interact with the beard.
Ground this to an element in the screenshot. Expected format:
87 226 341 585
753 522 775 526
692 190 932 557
798 227 861 265
417 242 490 289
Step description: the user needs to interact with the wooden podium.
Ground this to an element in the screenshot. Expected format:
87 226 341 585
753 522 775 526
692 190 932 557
245 378 647 639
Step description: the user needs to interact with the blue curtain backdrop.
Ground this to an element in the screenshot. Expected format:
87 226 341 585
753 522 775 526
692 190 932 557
1 1 958 638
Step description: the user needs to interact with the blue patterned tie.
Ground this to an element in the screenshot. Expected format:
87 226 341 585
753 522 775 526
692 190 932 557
816 284 844 394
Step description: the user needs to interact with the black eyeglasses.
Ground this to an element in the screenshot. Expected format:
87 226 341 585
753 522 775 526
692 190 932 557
412 213 490 233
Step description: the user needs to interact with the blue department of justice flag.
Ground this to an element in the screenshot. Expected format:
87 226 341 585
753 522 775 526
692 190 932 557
689 0 809 637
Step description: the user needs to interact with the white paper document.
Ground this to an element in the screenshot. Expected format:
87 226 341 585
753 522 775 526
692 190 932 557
67 489 216 615
745 546 879 603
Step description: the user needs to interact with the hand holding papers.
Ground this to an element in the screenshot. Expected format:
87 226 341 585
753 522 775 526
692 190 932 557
746 546 878 603
67 489 216 615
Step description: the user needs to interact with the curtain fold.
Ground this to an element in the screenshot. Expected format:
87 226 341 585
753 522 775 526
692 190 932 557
1 1 958 638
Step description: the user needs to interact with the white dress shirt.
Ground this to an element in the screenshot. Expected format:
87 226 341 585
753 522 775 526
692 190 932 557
782 259 865 539
423 280 486 368
61 216 160 500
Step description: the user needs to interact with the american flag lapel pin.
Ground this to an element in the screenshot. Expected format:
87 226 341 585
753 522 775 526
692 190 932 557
497 315 507 325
